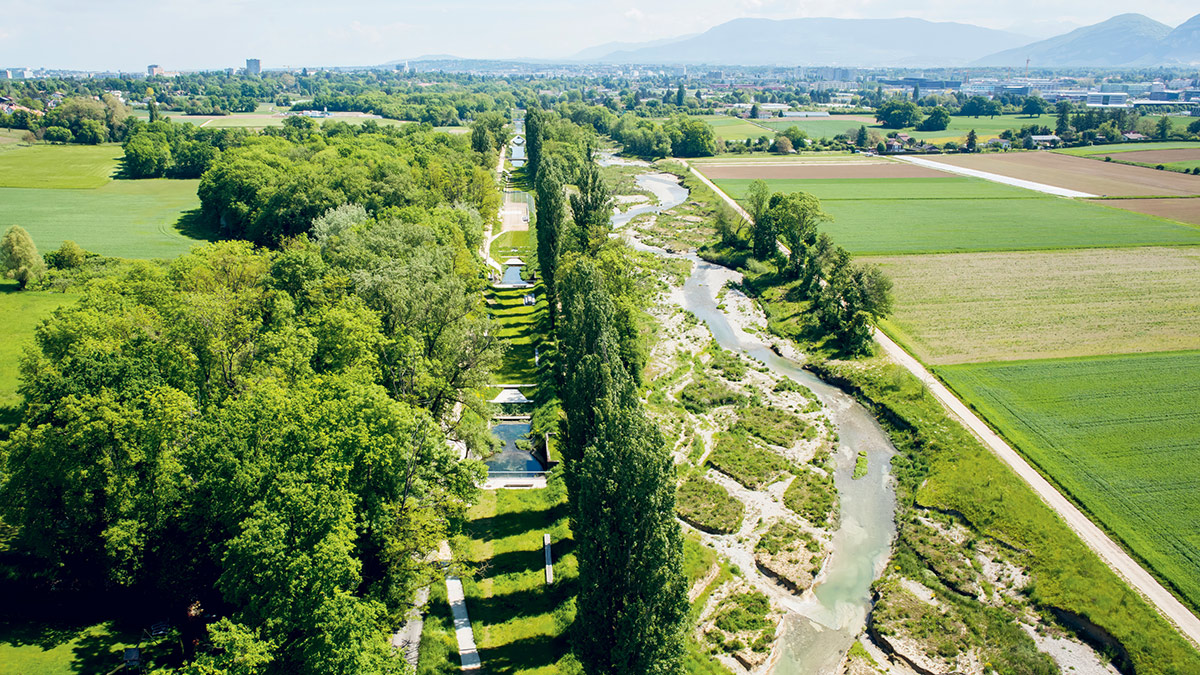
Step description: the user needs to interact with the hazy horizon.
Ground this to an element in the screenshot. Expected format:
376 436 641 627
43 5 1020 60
1 1 1197 71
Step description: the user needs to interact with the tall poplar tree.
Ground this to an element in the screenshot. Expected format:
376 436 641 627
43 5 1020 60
557 259 687 675
568 159 612 254
525 107 544 180
534 155 566 323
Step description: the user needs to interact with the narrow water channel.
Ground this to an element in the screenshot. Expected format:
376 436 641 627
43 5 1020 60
622 171 899 674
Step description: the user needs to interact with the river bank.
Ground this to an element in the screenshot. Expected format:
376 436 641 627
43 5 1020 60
617 163 1125 674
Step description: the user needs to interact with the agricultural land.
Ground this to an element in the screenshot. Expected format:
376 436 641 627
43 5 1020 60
691 149 1200 621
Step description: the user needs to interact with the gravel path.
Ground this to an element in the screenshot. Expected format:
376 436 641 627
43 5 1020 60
874 329 1200 648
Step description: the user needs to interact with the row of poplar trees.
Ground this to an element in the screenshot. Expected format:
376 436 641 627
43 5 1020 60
526 106 689 674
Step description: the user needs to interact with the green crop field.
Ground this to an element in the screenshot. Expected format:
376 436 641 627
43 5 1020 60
3 180 207 259
868 247 1200 364
937 351 1200 611
716 176 1038 201
0 143 209 259
791 194 1200 255
0 144 122 189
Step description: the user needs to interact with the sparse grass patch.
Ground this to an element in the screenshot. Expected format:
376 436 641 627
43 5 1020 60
677 476 745 534
706 432 791 489
732 405 811 448
783 468 836 526
679 376 741 413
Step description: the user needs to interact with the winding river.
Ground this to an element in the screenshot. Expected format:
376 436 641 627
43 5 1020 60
618 171 899 674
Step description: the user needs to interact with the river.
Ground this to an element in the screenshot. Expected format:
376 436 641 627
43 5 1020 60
620 171 899 674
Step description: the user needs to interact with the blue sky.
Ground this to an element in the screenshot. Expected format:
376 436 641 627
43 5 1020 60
2 0 1196 71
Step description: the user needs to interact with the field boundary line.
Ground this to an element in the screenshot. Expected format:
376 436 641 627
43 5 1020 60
685 156 1200 647
874 328 1200 648
895 155 1098 198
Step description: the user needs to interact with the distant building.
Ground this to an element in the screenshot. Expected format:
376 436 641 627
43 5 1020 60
1030 134 1060 147
1086 92 1129 107
246 59 261 76
147 64 164 76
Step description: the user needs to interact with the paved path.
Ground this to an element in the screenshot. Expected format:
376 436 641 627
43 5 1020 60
391 586 429 667
874 329 1200 648
894 155 1098 198
446 576 482 670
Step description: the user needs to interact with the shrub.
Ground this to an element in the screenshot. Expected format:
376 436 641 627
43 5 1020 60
679 376 740 413
784 468 836 525
676 476 745 534
706 432 791 489
733 406 810 447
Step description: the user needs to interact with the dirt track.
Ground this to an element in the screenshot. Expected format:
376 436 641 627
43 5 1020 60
1088 197 1200 225
698 163 945 180
924 152 1200 196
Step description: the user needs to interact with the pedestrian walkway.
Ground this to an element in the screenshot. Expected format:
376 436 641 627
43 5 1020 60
446 576 482 670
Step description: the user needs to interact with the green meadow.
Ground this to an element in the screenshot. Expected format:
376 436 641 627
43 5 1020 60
2 181 206 259
0 143 207 259
937 351 1200 611
487 285 545 385
759 113 1033 143
700 115 772 143
0 280 77 423
0 144 124 189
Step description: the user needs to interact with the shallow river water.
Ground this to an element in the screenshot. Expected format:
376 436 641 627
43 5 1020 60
623 172 899 674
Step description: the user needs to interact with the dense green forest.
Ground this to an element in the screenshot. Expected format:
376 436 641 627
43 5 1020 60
0 122 505 673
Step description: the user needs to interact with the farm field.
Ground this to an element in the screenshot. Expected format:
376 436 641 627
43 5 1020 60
715 175 1037 200
923 152 1200 196
937 351 1200 612
0 144 122 189
703 162 944 180
3 180 206 259
868 247 1200 364
1088 197 1200 226
791 194 1200 255
1058 141 1200 157
699 115 772 143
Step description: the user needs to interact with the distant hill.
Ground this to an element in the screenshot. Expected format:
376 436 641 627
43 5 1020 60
569 35 696 61
582 17 1030 66
1158 13 1200 65
973 13 1178 67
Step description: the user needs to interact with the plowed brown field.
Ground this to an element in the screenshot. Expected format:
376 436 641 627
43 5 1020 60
924 152 1200 196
